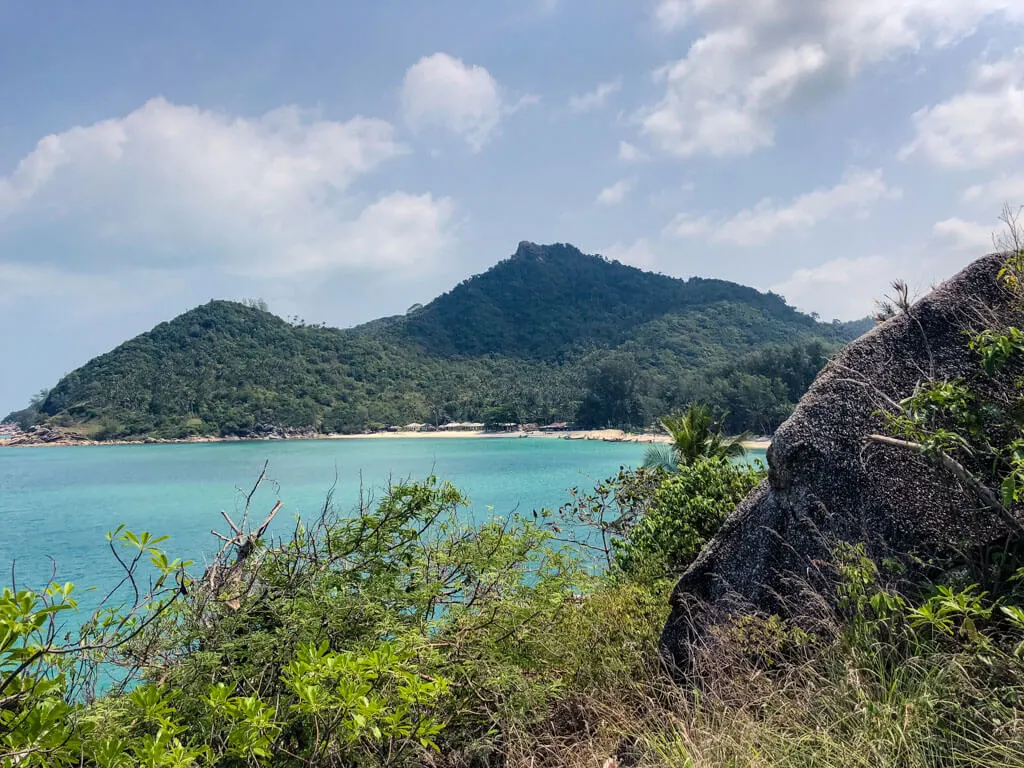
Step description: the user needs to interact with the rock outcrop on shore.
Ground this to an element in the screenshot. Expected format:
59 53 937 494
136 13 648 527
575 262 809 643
2 425 87 446
661 253 1024 672
0 423 321 447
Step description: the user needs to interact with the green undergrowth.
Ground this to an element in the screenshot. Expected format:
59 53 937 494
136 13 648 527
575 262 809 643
3 456 1024 767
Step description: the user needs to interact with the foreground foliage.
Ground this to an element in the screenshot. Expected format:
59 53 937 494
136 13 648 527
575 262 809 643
616 457 763 582
4 448 1024 767
2 472 667 766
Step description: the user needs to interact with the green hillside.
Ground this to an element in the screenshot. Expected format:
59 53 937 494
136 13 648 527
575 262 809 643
359 241 830 359
10 242 869 439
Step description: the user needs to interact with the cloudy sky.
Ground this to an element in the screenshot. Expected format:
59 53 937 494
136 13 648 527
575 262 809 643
2 0 1023 411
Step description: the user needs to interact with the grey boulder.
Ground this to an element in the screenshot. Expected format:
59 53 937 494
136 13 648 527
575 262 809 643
661 253 1024 671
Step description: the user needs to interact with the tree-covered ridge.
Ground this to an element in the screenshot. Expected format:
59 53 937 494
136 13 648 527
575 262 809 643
12 243 868 439
361 241 844 360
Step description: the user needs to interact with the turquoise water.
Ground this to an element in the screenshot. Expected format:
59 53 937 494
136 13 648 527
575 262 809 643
0 438 765 611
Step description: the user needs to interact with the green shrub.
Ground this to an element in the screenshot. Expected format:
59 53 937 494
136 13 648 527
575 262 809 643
614 457 764 583
60 476 663 766
7 468 1024 768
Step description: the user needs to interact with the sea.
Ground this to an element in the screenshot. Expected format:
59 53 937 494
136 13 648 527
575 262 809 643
0 437 766 619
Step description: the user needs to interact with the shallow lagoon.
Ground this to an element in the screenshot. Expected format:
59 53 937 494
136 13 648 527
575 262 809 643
0 437 765 610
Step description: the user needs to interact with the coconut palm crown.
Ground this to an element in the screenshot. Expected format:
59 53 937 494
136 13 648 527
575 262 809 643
643 403 750 471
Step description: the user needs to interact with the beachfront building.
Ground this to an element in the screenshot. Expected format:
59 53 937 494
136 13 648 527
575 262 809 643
539 422 570 432
440 422 486 432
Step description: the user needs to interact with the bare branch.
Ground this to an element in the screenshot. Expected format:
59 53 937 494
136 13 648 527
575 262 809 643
219 509 242 537
994 201 1024 254
253 501 283 540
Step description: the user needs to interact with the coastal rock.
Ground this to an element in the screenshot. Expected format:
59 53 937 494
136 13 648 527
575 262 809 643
4 425 90 445
661 253 1024 672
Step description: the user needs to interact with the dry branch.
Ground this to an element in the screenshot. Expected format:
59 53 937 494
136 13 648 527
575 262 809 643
201 464 284 613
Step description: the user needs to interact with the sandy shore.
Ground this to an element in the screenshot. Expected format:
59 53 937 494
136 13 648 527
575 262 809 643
0 428 771 450
304 429 770 449
321 429 657 442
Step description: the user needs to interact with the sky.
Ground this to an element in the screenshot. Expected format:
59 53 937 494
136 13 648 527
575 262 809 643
2 0 1024 412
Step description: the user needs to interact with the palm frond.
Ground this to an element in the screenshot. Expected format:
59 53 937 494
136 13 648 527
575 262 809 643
658 403 749 466
642 444 678 472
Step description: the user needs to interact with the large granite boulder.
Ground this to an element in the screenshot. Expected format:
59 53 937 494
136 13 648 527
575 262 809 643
661 253 1024 672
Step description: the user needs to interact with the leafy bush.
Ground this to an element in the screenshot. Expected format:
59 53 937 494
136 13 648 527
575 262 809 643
0 528 190 766
614 457 764 583
0 474 671 767
6 457 1024 767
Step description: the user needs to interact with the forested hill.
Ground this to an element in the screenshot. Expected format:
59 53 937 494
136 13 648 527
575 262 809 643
7 242 872 439
357 241 831 360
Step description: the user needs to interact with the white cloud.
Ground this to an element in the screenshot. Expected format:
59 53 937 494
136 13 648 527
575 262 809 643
770 213 1001 321
653 0 692 32
963 173 1024 203
603 238 658 269
666 168 900 245
772 254 890 320
340 192 456 271
640 0 1024 158
0 98 455 276
596 177 635 206
663 212 712 238
401 53 505 151
568 79 622 113
902 49 1024 168
510 93 542 112
618 140 649 163
931 216 995 253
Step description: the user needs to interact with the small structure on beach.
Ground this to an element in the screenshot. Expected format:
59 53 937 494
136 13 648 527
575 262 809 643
440 422 486 432
539 422 570 432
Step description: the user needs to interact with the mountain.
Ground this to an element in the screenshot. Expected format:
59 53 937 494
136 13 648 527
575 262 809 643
8 242 870 439
358 242 825 360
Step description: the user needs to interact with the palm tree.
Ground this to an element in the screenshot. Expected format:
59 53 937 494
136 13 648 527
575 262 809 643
643 403 750 471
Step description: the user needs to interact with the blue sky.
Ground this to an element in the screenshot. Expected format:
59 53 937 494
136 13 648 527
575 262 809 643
2 0 1023 412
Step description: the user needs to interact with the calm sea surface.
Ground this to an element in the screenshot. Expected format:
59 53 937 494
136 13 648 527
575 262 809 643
0 438 765 614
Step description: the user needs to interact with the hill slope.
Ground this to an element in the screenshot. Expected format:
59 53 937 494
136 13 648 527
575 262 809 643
10 243 869 439
360 241 826 360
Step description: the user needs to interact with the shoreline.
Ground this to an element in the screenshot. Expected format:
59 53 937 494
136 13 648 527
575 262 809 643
0 428 772 451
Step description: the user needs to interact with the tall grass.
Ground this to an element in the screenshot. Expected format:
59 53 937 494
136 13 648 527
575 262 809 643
495 552 1024 768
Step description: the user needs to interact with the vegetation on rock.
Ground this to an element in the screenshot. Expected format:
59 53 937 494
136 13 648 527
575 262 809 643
662 237 1024 673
